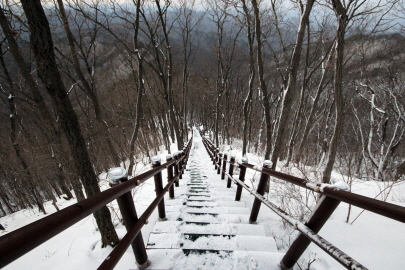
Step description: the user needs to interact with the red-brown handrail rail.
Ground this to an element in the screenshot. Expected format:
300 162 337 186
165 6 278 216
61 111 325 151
0 137 193 269
200 131 405 270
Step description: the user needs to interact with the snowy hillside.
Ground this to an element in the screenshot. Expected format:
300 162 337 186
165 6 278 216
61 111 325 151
1 135 405 269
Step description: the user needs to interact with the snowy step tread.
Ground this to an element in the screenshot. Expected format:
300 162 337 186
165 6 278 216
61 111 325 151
143 249 283 270
152 221 267 236
147 233 277 252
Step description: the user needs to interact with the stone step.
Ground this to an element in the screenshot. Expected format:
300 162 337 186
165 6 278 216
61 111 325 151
143 249 284 270
142 136 285 269
183 206 250 215
165 199 185 206
186 197 215 202
152 221 267 236
147 233 277 252
185 195 235 202
167 212 251 224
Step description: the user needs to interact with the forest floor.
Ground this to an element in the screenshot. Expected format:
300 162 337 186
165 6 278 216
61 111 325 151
1 132 405 269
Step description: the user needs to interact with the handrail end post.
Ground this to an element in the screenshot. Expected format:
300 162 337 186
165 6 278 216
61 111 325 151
280 195 341 269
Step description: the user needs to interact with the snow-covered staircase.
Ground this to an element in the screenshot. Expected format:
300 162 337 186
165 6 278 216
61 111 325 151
144 135 284 269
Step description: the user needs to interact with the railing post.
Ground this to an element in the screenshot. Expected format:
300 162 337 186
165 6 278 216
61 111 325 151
179 150 184 179
210 145 215 160
235 156 248 201
214 148 219 167
183 149 188 170
227 155 236 188
166 155 175 199
174 152 180 187
221 153 227 180
152 156 167 221
217 153 222 174
280 194 343 270
108 167 150 269
186 144 191 162
249 160 272 224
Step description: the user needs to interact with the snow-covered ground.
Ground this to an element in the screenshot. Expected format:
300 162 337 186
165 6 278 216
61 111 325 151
1 132 405 269
218 139 405 270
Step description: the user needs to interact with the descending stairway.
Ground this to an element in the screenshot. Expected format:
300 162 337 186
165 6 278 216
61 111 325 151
144 133 284 269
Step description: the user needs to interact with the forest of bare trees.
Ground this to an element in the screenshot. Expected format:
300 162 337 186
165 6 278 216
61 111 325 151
1 0 405 247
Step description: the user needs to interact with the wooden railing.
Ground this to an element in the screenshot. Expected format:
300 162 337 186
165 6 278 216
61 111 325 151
200 132 405 270
0 137 193 270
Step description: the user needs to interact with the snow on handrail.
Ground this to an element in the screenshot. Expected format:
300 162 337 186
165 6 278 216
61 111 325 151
223 169 367 270
0 136 194 269
238 162 405 224
200 133 405 270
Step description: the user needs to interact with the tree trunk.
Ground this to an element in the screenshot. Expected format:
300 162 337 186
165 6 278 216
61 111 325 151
252 0 272 160
57 0 121 167
0 42 47 215
241 0 255 157
271 0 315 169
0 202 6 217
395 160 405 181
322 1 347 184
0 194 14 214
20 0 118 247
0 4 74 205
127 0 145 176
295 42 336 164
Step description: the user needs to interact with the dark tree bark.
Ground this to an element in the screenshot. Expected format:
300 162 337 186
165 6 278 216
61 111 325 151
271 0 315 169
0 43 47 215
19 0 118 247
322 0 347 183
396 160 405 181
0 5 75 202
252 0 273 160
155 0 184 149
241 0 255 157
127 0 145 176
56 0 121 167
295 41 336 165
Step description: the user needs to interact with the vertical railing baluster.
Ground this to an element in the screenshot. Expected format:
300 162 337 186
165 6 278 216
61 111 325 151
108 167 150 269
178 151 183 179
152 156 167 221
166 155 175 199
211 142 217 163
211 144 215 164
249 160 271 224
235 157 248 201
227 155 236 188
174 153 180 187
215 148 219 168
221 153 227 180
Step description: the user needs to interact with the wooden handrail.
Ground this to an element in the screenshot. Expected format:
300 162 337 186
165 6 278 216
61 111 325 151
199 131 405 270
0 137 193 269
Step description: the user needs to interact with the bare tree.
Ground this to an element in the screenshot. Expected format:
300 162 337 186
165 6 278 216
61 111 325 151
238 0 256 157
251 0 273 159
322 0 387 183
270 0 315 169
18 0 118 247
56 0 122 168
